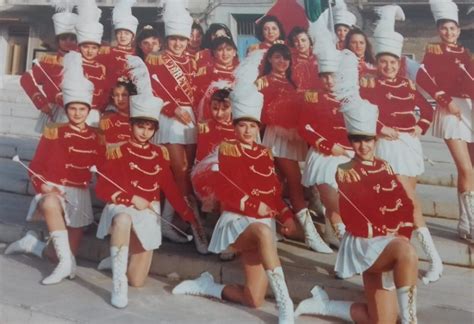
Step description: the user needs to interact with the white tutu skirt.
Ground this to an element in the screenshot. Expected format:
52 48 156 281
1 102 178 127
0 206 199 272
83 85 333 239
432 97 473 143
335 232 395 290
208 211 276 254
156 106 197 145
262 126 308 161
96 203 162 251
26 183 94 228
301 148 353 189
376 132 424 177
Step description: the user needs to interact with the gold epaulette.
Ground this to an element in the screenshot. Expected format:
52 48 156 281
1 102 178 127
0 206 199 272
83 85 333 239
219 141 241 157
145 53 164 66
196 66 207 77
337 161 361 183
99 116 113 130
408 79 417 91
266 148 274 161
43 122 66 140
40 54 60 65
255 76 269 91
106 144 123 160
381 160 395 175
99 46 111 55
360 76 375 88
426 43 443 55
247 43 259 53
198 122 210 134
159 145 170 161
304 90 318 103
191 57 197 71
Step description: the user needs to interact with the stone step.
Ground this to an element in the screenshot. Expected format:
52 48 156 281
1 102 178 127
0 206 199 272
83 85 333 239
417 161 457 188
417 184 458 220
0 116 40 138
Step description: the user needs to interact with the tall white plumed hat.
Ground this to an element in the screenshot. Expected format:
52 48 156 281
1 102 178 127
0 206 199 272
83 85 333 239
230 49 265 123
430 0 458 24
127 55 163 122
62 51 94 107
333 0 357 28
373 5 405 58
309 8 340 73
333 49 379 136
113 0 139 35
75 0 103 45
52 0 78 36
163 0 193 39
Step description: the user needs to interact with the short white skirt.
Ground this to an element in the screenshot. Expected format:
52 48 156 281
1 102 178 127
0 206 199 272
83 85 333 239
156 106 197 145
262 126 308 161
432 97 473 143
208 211 277 254
96 203 162 251
301 148 353 189
335 232 395 290
26 182 94 228
376 132 424 177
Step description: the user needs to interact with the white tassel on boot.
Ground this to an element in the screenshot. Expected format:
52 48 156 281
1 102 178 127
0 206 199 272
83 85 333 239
457 192 470 239
42 230 75 285
460 191 474 239
5 230 46 258
414 227 443 284
295 286 352 322
266 267 294 324
162 200 189 243
397 286 417 324
187 196 209 255
296 208 332 254
172 272 224 299
111 246 129 308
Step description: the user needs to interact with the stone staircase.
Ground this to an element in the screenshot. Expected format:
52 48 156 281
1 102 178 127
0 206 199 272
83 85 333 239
0 75 472 268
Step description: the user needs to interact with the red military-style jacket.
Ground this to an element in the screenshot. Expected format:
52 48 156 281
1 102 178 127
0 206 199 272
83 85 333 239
98 45 135 85
20 51 64 110
98 111 131 146
95 141 195 222
29 123 105 191
416 42 473 106
145 50 196 118
82 58 110 113
336 157 415 239
291 49 323 91
195 119 236 163
298 90 351 155
215 139 293 222
360 76 433 134
257 74 301 129
358 57 376 78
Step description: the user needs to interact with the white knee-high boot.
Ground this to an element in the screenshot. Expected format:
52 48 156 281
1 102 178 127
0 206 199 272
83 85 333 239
457 192 470 239
5 230 46 258
42 230 75 285
266 267 294 324
296 208 332 254
414 227 443 284
397 286 417 324
460 191 474 239
172 272 224 299
295 286 352 322
111 246 129 308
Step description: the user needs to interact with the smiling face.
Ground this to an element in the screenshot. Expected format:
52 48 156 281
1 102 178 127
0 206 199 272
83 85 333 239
79 43 100 60
211 98 232 124
293 32 311 55
190 28 203 49
214 43 236 66
376 54 400 79
112 85 130 114
268 51 290 74
437 20 460 45
351 137 376 161
335 25 350 43
139 36 160 56
167 36 188 56
234 120 259 145
116 29 134 47
348 34 366 58
263 21 281 43
66 102 90 126
131 120 157 144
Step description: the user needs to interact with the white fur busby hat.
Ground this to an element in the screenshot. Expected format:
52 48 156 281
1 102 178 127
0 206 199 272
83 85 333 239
333 0 357 27
373 5 405 58
430 0 459 24
113 0 139 35
52 0 78 36
62 51 94 107
75 0 104 45
163 0 193 39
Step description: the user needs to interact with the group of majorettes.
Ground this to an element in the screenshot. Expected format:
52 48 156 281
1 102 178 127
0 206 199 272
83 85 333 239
6 0 473 323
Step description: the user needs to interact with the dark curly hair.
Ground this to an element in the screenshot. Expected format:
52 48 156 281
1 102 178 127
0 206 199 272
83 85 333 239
262 44 296 88
287 26 313 48
135 25 161 60
201 23 233 50
255 15 285 43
